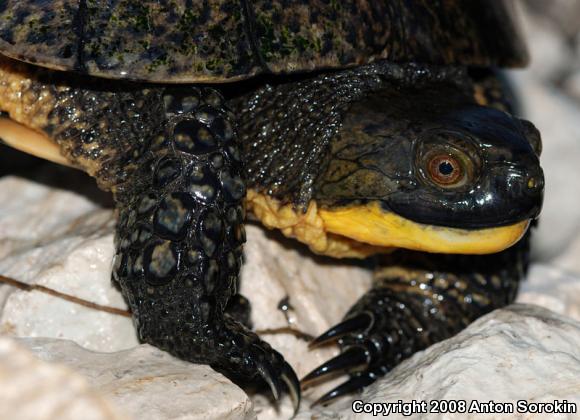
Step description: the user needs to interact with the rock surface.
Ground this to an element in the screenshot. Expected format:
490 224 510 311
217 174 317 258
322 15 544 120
0 337 124 420
0 176 136 352
23 338 253 420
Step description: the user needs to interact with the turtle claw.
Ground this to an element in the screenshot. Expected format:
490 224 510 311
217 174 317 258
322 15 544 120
310 371 379 408
251 346 301 412
308 313 373 348
281 361 302 416
212 318 302 413
303 299 396 404
258 358 301 415
301 347 369 388
302 235 532 407
257 358 283 400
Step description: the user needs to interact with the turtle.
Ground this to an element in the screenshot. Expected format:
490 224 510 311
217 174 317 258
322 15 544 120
0 0 544 412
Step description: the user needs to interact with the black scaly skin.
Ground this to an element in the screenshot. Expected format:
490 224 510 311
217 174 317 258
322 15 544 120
303 233 530 405
112 87 300 409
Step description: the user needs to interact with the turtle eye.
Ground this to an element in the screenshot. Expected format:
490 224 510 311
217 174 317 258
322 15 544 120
427 154 463 185
419 148 475 189
416 130 480 190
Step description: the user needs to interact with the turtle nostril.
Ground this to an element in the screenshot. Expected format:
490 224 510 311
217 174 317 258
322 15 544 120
526 172 545 193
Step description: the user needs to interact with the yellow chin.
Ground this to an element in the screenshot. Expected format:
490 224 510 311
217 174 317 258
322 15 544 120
247 191 530 258
319 201 529 255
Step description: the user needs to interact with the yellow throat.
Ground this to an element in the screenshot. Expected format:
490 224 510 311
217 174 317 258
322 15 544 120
247 191 529 258
319 201 529 255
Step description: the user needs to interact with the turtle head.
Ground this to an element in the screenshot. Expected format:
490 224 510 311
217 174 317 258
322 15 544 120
315 86 544 255
386 106 543 229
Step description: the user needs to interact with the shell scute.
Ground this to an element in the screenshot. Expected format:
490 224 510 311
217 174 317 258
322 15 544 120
0 0 528 82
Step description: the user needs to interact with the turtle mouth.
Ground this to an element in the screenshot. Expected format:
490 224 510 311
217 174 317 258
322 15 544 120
318 201 530 255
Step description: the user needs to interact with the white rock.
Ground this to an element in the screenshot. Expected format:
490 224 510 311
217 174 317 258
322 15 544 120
508 2 580 265
519 264 580 321
0 336 125 420
21 337 253 420
240 222 372 379
518 1 580 107
303 305 580 419
0 175 138 352
524 0 580 41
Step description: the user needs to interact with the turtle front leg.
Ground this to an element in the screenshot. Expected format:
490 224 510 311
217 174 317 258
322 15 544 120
303 233 530 405
112 88 299 410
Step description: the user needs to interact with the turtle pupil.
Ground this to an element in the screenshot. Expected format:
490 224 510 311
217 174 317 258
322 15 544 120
438 161 454 176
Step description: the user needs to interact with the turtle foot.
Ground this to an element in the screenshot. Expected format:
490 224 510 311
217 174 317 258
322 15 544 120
302 236 531 406
213 316 301 414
